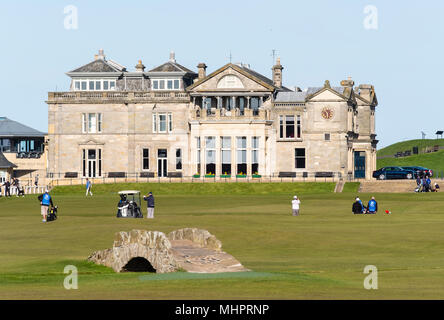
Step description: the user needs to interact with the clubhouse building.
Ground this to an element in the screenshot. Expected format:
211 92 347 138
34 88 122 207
46 50 378 180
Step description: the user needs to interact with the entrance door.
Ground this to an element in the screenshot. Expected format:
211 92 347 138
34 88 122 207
88 149 97 178
354 151 366 179
157 149 168 177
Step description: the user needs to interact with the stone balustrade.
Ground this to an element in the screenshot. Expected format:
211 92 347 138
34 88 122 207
191 107 270 121
47 91 190 103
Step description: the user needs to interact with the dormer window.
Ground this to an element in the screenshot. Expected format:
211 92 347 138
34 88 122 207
73 79 116 91
152 79 181 91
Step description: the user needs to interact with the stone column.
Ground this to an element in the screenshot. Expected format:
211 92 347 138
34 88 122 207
215 136 221 178
246 96 251 109
232 96 236 110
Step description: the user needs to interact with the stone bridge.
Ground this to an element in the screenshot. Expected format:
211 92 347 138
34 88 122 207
88 228 248 273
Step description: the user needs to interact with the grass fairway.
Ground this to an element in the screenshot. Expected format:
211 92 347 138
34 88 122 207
1 183 444 299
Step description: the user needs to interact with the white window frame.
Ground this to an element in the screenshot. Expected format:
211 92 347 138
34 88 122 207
151 78 181 91
73 79 117 91
176 148 182 171
82 113 102 134
153 112 172 133
142 148 150 170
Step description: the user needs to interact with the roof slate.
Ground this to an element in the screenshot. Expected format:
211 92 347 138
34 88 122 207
0 117 46 137
275 91 307 103
148 61 195 74
0 151 16 169
70 59 122 73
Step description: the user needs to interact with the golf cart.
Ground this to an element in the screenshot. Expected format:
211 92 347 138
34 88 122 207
116 190 143 218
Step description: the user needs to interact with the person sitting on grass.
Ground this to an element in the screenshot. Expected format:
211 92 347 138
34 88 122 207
38 189 53 223
434 182 440 192
367 197 378 214
352 197 365 214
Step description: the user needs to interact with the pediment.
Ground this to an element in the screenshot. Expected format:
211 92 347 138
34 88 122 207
306 88 348 102
187 64 275 92
78 138 105 146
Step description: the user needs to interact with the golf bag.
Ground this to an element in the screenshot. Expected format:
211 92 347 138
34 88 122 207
117 201 143 218
47 206 58 222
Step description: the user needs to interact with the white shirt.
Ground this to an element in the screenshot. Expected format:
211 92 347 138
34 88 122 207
292 199 301 210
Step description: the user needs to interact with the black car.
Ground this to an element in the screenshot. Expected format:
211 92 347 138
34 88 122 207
372 166 417 180
400 166 433 178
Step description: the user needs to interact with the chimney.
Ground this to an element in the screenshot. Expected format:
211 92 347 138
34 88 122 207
340 76 355 88
272 57 283 88
96 49 105 60
135 60 145 72
197 63 207 79
169 51 176 63
358 84 374 101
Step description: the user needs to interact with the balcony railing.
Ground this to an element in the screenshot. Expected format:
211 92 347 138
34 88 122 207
47 91 190 103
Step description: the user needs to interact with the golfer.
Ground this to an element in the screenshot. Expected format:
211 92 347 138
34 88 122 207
367 196 378 214
85 178 93 196
38 189 53 223
143 192 155 219
292 195 301 216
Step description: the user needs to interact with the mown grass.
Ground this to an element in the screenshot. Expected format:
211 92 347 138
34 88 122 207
51 182 336 196
377 139 444 157
377 150 444 175
1 183 444 299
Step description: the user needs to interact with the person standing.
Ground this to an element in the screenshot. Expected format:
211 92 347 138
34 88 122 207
291 195 301 216
85 178 93 196
38 189 53 223
143 192 155 219
367 196 378 214
3 180 11 197
34 174 39 187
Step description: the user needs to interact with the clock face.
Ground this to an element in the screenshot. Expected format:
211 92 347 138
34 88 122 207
321 107 334 120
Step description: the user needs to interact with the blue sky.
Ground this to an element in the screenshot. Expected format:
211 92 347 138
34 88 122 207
0 0 443 147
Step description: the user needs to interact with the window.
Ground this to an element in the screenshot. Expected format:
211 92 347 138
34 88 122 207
279 115 298 139
221 137 231 175
142 149 149 170
152 114 157 133
297 115 301 138
82 148 102 177
159 114 167 133
176 149 182 170
82 113 102 133
286 116 295 138
153 113 172 133
205 137 216 175
152 78 181 90
73 79 116 91
295 148 306 169
251 137 259 175
236 137 247 175
325 133 331 141
168 113 173 133
88 113 97 133
196 137 201 175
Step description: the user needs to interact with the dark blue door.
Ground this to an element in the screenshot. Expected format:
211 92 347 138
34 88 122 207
354 151 366 179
